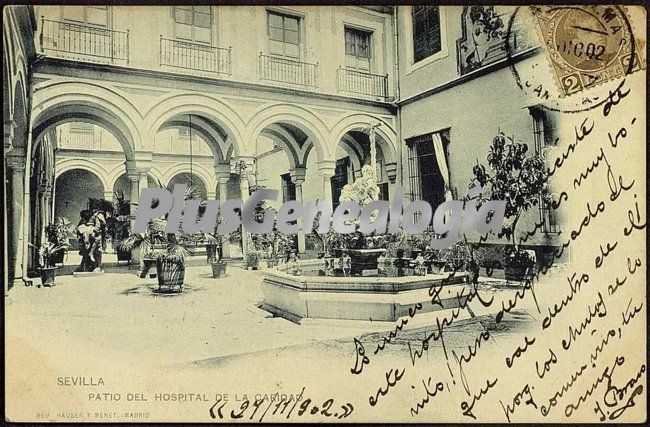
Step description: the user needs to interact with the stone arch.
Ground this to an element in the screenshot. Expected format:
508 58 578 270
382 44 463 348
31 81 143 159
55 158 112 191
11 77 28 149
3 33 13 123
54 168 106 225
247 103 332 164
259 123 301 169
338 133 364 173
161 163 215 195
157 115 226 163
329 114 398 165
144 93 246 159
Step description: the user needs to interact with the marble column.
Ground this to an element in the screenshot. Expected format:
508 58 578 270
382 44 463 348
44 186 53 227
290 167 307 254
7 156 26 287
216 164 231 258
318 160 336 208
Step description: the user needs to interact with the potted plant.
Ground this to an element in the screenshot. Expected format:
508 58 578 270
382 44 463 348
471 132 550 281
245 250 261 270
119 181 203 291
210 253 227 278
45 217 72 265
254 225 294 268
102 192 132 264
204 231 227 278
30 241 65 286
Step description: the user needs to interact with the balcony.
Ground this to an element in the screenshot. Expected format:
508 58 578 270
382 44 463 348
159 37 231 75
39 17 129 63
259 54 318 89
337 67 388 100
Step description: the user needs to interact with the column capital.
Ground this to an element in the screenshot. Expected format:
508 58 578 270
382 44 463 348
4 118 16 154
215 163 231 184
290 166 307 185
317 159 336 177
125 151 153 176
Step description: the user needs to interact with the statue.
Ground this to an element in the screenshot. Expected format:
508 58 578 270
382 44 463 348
76 209 109 272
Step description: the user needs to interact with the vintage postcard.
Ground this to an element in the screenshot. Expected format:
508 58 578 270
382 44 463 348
3 4 646 423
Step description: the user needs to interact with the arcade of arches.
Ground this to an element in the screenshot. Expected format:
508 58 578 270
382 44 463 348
6 80 399 287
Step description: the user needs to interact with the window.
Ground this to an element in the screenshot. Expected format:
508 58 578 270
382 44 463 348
281 173 296 203
63 6 109 28
412 6 441 63
173 6 212 44
530 107 561 233
407 132 448 215
376 159 389 201
345 27 372 71
268 11 300 59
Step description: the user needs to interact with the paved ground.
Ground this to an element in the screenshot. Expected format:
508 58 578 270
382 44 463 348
7 259 538 365
5 260 542 422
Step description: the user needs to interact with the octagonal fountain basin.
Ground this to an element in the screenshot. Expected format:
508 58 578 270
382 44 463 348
259 260 469 324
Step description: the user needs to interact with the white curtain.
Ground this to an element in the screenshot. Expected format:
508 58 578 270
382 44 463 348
431 133 452 201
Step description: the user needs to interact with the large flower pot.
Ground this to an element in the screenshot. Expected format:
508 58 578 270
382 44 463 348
156 258 185 290
40 266 57 286
210 261 227 278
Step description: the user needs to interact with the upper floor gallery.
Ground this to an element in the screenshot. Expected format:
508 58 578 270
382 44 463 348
35 5 533 104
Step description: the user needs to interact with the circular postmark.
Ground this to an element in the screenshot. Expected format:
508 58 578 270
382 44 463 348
505 5 640 114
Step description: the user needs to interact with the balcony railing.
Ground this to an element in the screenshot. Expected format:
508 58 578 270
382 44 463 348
39 17 129 63
337 67 388 100
259 54 318 88
159 37 231 75
59 132 103 151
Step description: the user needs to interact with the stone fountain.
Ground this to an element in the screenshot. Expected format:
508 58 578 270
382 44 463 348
259 165 469 324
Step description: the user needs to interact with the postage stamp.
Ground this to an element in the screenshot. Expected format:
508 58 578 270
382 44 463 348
531 5 645 97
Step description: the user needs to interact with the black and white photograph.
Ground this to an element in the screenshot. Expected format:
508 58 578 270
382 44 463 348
3 3 646 423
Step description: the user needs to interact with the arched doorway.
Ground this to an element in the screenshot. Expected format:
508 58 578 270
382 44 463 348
54 169 105 227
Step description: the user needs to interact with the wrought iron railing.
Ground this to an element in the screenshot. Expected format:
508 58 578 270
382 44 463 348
159 37 231 75
39 17 129 63
337 67 388 100
259 54 318 88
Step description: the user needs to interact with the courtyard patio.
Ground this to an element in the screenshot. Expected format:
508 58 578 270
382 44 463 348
6 261 537 369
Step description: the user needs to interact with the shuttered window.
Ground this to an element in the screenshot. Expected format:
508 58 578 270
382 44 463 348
345 27 372 71
268 11 301 59
412 6 441 63
173 6 212 44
